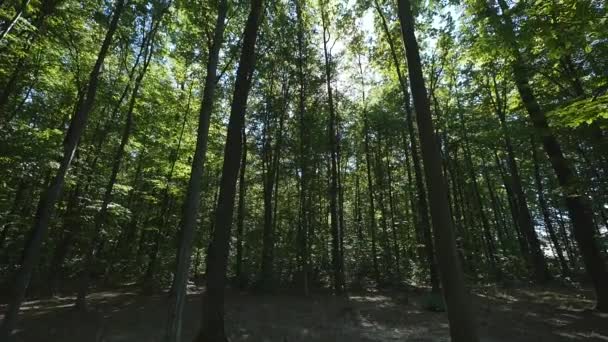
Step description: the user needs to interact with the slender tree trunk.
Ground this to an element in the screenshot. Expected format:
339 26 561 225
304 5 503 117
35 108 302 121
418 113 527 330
0 0 31 42
457 105 500 278
375 0 438 291
375 142 394 278
488 75 549 282
0 0 125 337
164 2 228 341
320 0 344 294
494 151 528 257
152 83 193 290
531 136 570 277
555 206 577 269
363 97 380 284
259 80 288 292
76 19 159 308
235 125 248 288
294 0 310 296
397 0 479 340
46 185 81 296
384 140 401 277
195 1 263 340
482 163 508 252
114 152 145 269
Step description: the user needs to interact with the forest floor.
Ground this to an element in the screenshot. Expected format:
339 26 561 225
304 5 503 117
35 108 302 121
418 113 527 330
3 284 608 341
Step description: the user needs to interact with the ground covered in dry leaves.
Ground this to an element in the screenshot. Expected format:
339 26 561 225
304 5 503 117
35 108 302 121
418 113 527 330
3 284 608 341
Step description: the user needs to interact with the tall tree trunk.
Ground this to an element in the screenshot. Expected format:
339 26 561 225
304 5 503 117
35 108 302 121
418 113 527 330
397 0 479 340
320 0 344 294
259 80 288 292
384 140 401 278
294 0 310 296
482 163 508 252
460 111 500 279
46 185 81 296
148 83 193 289
362 88 380 284
235 125 248 288
76 13 160 309
492 0 608 312
487 73 550 282
195 1 263 340
0 0 126 337
375 141 394 278
165 1 228 341
531 136 570 277
555 205 577 269
375 0 438 291
113 151 145 270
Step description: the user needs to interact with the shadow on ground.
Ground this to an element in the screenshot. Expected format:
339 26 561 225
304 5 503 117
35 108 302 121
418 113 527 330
2 285 607 341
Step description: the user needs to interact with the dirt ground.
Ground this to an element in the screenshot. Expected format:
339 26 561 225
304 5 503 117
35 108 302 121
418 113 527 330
3 285 608 341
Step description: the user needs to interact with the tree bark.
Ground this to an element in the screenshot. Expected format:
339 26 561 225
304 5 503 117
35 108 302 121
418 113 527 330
362 88 380 284
235 125 248 288
259 79 288 292
321 0 344 294
397 0 479 340
164 1 228 341
195 1 263 340
374 0 438 291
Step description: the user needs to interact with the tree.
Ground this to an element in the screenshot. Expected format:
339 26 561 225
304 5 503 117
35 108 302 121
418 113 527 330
396 0 479 340
195 0 264 339
165 1 228 340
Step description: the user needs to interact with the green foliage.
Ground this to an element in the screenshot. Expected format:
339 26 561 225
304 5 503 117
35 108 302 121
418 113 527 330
549 94 608 128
